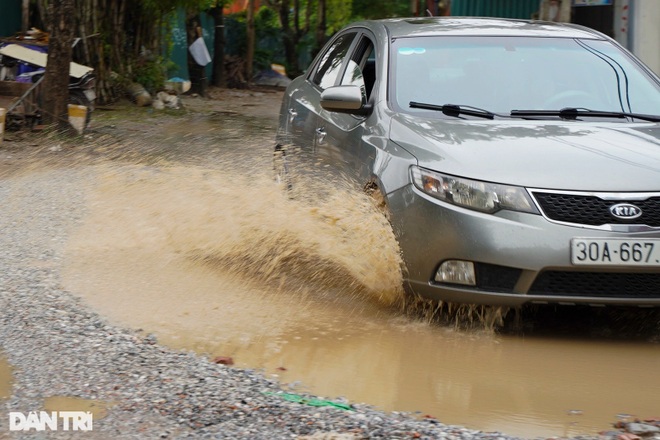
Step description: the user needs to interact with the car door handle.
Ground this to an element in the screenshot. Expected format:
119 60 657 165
288 109 298 124
315 127 327 144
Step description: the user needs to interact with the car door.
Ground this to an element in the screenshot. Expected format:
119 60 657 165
315 33 378 185
284 32 358 160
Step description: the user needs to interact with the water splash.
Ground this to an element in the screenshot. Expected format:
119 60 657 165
70 163 405 306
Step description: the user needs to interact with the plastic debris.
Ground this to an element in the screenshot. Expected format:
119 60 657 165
263 392 353 411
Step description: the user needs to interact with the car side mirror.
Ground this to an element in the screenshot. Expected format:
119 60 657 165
320 85 371 115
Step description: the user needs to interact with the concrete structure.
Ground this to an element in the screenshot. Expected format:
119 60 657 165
451 0 659 75
626 0 660 75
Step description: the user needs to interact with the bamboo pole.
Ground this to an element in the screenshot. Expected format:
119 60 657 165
246 0 255 82
22 0 29 33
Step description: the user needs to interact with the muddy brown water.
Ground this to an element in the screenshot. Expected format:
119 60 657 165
3 98 652 438
0 357 110 418
43 396 114 420
0 353 12 401
59 159 660 439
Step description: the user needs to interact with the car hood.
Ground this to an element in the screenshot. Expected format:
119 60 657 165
389 115 660 191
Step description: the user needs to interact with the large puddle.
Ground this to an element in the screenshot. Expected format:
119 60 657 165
60 162 660 438
44 396 113 420
0 353 12 401
1 354 110 417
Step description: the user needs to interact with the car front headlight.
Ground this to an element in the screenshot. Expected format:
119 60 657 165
411 166 539 214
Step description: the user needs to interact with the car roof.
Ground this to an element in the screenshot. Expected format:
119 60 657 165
353 17 605 40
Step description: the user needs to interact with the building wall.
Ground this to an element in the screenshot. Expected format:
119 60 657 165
168 9 215 80
450 0 540 19
0 0 22 37
631 0 660 75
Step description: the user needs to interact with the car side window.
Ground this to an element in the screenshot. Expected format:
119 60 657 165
362 48 376 100
340 37 376 102
341 60 365 95
312 33 356 90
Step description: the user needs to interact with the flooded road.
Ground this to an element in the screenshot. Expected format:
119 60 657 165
0 354 111 417
61 164 660 438
0 354 12 401
54 94 660 438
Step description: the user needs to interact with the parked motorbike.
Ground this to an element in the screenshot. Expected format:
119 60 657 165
0 42 96 127
28 70 96 126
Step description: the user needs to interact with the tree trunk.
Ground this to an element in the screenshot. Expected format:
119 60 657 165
290 0 301 77
314 0 326 56
246 0 255 83
411 0 419 16
22 0 29 33
279 0 300 78
305 0 312 33
186 14 208 96
42 0 75 128
210 5 226 88
34 0 50 30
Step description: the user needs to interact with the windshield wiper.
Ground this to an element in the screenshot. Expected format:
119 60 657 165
510 108 660 122
410 102 497 120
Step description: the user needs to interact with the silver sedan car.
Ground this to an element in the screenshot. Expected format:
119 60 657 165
274 17 660 307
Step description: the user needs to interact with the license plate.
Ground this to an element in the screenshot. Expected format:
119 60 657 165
571 238 660 266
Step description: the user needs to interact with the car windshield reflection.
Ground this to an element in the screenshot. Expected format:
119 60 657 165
392 36 660 117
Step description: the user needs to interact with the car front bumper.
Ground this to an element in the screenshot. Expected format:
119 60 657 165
388 185 660 307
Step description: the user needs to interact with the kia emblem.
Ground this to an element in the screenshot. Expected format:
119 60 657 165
609 203 642 220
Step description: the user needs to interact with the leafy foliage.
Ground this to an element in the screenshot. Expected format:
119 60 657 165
351 0 411 19
133 56 176 93
326 0 353 34
45 0 414 101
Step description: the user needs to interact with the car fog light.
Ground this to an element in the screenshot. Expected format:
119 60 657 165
435 261 476 286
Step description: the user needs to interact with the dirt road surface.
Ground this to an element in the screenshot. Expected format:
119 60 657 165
0 88 658 440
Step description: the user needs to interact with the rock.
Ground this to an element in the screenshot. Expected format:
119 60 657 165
212 356 234 365
627 423 660 436
127 82 152 106
156 91 180 109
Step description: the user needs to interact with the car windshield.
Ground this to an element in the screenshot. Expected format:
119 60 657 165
391 36 660 117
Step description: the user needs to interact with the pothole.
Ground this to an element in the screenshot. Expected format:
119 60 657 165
0 352 13 401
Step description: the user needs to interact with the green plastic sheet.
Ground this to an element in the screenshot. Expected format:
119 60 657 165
264 392 353 411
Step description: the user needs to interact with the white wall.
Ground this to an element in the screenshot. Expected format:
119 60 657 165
631 0 660 75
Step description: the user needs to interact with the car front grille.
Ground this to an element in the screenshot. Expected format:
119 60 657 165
532 192 660 227
529 271 660 298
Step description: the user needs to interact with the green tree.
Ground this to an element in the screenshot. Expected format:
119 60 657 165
42 0 74 128
351 0 410 19
33 0 221 102
246 0 255 81
208 1 230 87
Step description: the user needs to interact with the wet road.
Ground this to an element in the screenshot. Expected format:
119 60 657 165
16 92 660 438
0 354 11 401
62 231 660 437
